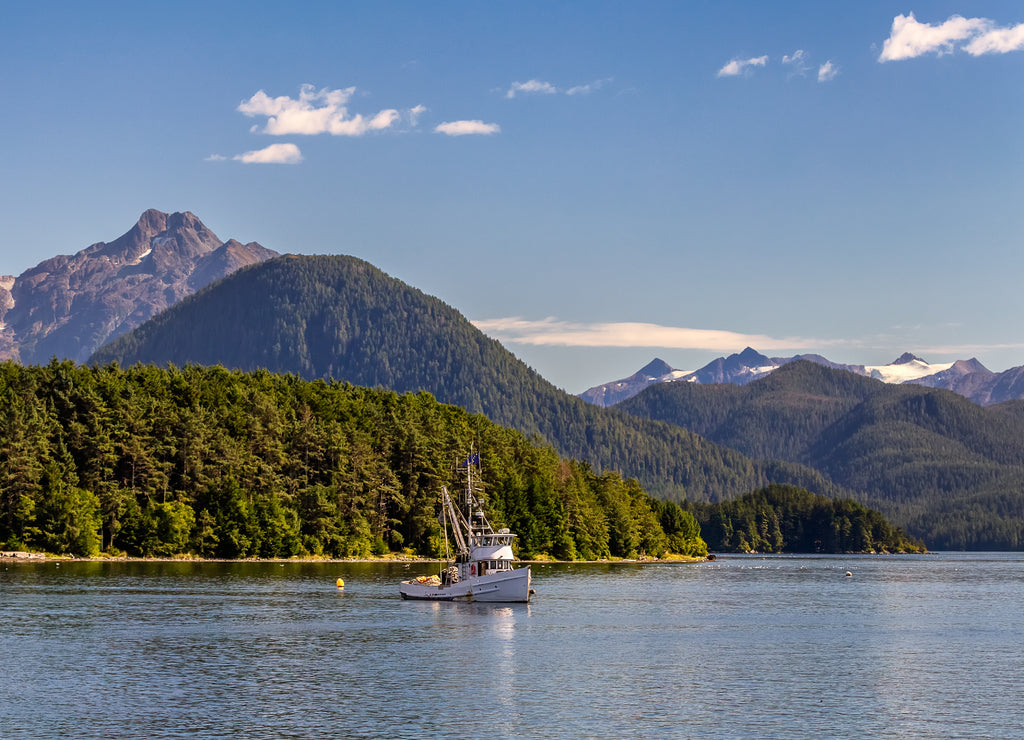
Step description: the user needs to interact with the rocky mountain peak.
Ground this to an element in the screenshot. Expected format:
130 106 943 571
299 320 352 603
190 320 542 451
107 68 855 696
892 352 926 365
136 207 169 234
737 346 769 364
638 357 674 378
0 210 279 364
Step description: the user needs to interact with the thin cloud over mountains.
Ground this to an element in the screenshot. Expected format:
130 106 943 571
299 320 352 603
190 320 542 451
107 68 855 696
472 316 1024 358
472 317 830 352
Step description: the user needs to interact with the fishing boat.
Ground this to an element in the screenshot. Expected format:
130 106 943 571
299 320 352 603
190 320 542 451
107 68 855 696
400 453 533 603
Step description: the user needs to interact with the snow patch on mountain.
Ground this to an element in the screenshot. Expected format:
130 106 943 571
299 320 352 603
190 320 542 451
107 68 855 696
866 359 955 384
664 369 694 381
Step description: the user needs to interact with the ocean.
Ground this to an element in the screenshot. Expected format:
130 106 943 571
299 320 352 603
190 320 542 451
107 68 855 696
2 553 1022 739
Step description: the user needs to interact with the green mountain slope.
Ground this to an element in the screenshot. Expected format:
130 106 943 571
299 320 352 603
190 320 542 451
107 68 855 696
90 255 839 504
617 361 1024 549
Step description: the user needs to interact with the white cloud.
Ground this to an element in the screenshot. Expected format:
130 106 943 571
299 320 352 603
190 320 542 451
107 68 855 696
717 55 769 77
408 104 427 126
504 77 613 98
368 109 400 131
782 49 810 77
878 12 1024 61
434 120 501 136
964 23 1024 55
566 78 612 96
233 143 303 164
505 79 558 98
204 154 227 162
472 317 830 351
818 61 839 82
238 84 401 136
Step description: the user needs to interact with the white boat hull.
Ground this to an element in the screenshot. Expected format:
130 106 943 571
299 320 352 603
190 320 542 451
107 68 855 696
400 566 532 603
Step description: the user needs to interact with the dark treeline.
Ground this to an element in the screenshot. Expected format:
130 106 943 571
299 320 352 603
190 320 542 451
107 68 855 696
687 485 926 554
0 360 706 560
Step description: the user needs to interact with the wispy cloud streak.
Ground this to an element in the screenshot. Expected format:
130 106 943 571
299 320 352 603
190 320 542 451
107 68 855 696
782 49 810 77
232 143 303 164
472 317 833 351
504 77 612 98
434 120 500 136
506 79 558 98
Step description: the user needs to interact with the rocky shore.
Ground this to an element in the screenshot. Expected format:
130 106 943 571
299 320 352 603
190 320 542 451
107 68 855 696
1 551 46 560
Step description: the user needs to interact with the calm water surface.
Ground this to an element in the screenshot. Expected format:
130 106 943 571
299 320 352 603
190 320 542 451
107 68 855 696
2 553 1023 739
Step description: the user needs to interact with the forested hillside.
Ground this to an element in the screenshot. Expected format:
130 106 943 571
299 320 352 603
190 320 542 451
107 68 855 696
989 399 1024 426
618 361 1024 549
0 360 708 560
90 255 841 504
688 485 925 554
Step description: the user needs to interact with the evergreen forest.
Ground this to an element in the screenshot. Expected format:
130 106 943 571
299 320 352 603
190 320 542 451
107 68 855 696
0 360 709 560
687 485 925 554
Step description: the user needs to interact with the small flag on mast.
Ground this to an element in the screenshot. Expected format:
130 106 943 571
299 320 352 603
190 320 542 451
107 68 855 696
462 452 480 466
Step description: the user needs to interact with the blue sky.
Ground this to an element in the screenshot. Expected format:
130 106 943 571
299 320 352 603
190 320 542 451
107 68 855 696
2 2 1022 392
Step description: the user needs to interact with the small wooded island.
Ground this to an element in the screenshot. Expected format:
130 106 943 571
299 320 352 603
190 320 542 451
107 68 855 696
0 361 923 559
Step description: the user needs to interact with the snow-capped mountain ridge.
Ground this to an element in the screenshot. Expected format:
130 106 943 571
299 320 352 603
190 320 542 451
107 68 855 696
580 349 1024 407
579 357 693 407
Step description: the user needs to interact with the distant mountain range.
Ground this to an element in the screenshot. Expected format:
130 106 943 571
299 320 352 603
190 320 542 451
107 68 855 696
0 210 277 364
580 347 1024 407
614 359 1024 549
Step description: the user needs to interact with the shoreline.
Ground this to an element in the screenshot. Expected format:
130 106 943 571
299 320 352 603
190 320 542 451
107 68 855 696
2 550 706 565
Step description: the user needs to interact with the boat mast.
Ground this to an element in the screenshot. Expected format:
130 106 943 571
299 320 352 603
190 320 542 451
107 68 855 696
441 494 450 566
466 449 474 546
463 446 489 546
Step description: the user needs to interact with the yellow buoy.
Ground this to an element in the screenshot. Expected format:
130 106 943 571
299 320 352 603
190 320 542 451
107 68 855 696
336 578 345 589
